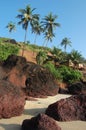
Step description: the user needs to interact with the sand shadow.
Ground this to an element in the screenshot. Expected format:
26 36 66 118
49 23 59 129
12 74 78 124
24 108 46 116
0 123 20 130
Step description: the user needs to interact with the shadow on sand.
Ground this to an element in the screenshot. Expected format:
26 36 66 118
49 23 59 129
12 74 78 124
24 107 46 116
0 124 20 130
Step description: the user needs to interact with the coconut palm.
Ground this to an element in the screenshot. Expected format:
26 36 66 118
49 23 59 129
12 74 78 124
41 12 60 46
70 50 83 64
60 37 72 52
43 31 55 47
6 21 16 33
16 5 39 56
32 22 43 44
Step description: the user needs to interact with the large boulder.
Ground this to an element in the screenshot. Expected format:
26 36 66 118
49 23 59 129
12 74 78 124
0 80 25 118
1 55 59 98
25 65 59 97
45 94 86 121
22 113 61 130
68 81 86 95
3 54 27 70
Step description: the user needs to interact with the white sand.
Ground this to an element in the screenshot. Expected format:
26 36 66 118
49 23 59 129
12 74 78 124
0 94 86 130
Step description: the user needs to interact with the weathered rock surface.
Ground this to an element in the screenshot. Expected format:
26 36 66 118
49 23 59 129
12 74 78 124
45 94 86 121
0 80 25 118
68 81 86 95
22 113 61 130
1 54 59 98
25 65 59 97
58 87 69 94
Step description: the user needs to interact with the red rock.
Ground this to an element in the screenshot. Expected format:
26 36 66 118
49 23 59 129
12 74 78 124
46 94 86 121
68 81 86 94
22 113 61 130
0 80 25 118
2 55 59 98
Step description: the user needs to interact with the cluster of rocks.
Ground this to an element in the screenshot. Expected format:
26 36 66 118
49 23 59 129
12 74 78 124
22 94 86 130
0 54 86 130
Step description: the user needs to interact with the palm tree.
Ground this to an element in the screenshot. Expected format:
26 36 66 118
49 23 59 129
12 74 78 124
16 5 39 56
70 50 83 65
43 31 55 47
32 22 43 44
60 37 71 52
6 21 16 33
50 47 63 65
41 12 60 46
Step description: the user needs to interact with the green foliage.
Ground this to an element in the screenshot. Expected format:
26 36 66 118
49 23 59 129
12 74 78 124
44 62 62 80
36 50 48 65
44 62 82 84
0 43 19 61
57 65 82 84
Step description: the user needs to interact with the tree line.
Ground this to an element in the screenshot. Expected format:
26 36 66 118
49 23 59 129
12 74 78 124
6 4 86 65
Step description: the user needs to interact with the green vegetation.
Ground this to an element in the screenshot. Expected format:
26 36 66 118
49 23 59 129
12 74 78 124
36 50 48 65
44 62 62 80
44 62 82 84
0 42 19 61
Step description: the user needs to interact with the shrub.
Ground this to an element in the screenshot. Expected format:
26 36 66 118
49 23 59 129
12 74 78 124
44 62 62 80
0 43 19 61
57 65 82 84
36 51 48 65
44 63 82 84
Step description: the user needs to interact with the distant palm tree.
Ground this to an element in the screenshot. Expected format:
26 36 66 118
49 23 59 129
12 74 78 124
32 22 43 44
16 5 39 56
43 31 55 47
41 12 60 46
70 49 82 65
60 37 72 52
6 21 16 33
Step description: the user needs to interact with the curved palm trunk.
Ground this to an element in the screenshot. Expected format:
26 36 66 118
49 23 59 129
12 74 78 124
22 28 28 56
34 34 37 44
42 39 46 47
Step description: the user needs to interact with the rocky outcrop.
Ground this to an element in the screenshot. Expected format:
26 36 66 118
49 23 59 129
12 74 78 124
68 81 86 95
22 113 61 130
5 39 17 44
58 87 69 94
1 54 59 98
0 80 25 118
45 94 86 121
25 65 59 98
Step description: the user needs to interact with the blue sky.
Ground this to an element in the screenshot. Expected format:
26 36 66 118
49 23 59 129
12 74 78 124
0 0 86 58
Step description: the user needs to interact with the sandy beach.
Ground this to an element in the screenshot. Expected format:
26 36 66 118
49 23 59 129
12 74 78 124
0 94 86 130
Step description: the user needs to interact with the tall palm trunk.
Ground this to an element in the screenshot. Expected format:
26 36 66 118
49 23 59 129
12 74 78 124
34 33 37 44
22 27 28 56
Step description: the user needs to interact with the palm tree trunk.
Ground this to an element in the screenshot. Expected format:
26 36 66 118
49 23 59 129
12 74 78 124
22 28 28 56
34 34 37 44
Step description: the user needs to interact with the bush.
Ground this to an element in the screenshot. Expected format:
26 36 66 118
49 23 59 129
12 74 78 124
36 51 48 65
44 62 62 80
57 65 82 84
44 63 82 84
0 43 19 61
